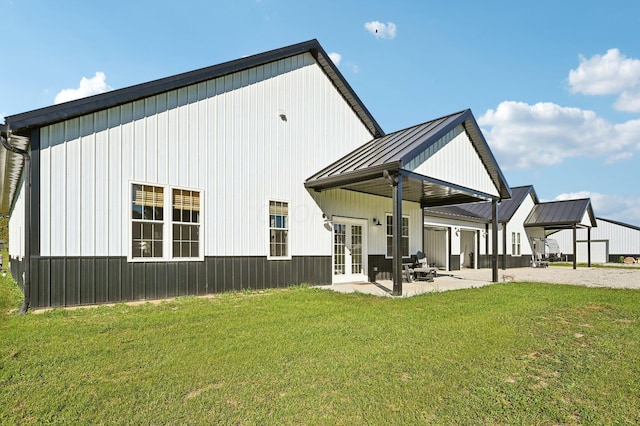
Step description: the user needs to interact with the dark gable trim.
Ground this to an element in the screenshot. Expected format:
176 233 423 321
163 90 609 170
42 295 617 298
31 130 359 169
6 39 384 139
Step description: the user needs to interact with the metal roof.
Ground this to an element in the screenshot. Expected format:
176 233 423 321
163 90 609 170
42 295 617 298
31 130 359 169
0 39 385 216
5 39 383 139
0 125 29 215
524 198 597 229
424 185 537 223
305 109 511 206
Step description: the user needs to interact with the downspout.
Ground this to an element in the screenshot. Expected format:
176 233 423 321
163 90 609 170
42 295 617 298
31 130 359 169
1 131 31 314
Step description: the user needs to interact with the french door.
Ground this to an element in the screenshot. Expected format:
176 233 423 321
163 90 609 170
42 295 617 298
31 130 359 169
333 218 368 283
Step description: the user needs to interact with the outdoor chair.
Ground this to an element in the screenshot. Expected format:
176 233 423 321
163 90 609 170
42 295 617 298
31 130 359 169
404 251 437 282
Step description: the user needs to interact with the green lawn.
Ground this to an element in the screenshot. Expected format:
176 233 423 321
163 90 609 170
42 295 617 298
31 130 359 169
1 275 639 425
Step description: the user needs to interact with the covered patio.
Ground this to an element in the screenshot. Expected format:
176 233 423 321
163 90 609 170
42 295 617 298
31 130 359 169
306 109 512 295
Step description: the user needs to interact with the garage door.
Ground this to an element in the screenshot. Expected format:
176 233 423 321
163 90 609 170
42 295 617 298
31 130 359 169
576 240 608 263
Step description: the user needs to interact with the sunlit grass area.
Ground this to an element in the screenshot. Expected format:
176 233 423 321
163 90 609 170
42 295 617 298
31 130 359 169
2 275 639 424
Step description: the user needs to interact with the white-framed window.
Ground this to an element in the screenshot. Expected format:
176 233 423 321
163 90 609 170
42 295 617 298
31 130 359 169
130 182 202 261
172 188 201 258
512 232 521 256
132 184 165 259
386 214 409 258
268 200 289 259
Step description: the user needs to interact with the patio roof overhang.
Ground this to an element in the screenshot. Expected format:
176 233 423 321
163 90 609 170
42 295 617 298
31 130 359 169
304 163 497 207
306 109 512 293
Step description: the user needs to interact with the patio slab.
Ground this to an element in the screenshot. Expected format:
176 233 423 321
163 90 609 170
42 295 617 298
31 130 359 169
316 270 495 297
317 265 640 297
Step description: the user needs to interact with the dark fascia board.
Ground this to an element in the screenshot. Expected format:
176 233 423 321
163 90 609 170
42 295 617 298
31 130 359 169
423 207 491 224
304 162 400 191
5 39 384 139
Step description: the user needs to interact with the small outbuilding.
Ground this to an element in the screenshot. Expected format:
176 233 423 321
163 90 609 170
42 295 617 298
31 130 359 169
424 186 597 270
550 217 640 263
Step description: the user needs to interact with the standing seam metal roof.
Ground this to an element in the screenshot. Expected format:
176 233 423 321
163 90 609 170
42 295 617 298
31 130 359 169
305 109 512 201
524 198 597 228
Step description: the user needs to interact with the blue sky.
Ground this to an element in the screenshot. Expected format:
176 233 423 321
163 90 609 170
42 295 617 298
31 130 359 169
2 0 640 225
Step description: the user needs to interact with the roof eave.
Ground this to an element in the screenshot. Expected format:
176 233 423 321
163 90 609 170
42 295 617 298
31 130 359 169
305 162 401 191
6 39 384 139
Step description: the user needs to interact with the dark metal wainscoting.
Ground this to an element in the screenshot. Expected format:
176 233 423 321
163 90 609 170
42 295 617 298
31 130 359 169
23 256 332 308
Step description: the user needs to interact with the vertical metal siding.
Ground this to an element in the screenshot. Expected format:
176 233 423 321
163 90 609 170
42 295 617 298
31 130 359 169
37 52 372 261
412 127 498 197
553 218 640 255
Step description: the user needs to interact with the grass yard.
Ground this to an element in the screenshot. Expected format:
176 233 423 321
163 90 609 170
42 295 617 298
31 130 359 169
1 275 640 424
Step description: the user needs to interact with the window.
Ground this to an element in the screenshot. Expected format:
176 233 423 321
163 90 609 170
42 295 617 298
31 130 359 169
269 201 288 258
386 214 409 258
512 232 521 256
132 184 164 258
131 183 201 261
172 189 201 258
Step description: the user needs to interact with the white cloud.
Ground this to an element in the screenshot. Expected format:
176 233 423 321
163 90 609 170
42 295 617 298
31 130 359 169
328 52 342 66
553 191 640 224
568 49 640 112
478 101 640 169
352 65 360 74
364 21 397 39
54 71 113 104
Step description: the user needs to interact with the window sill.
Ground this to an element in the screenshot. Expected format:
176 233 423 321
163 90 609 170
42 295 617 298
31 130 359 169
267 256 292 261
128 257 205 263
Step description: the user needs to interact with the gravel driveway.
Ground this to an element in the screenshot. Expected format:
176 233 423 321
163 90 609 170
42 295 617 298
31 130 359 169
454 264 640 290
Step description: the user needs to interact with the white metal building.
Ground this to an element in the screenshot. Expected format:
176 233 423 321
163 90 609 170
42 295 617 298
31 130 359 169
1 39 511 309
551 217 640 263
424 186 597 270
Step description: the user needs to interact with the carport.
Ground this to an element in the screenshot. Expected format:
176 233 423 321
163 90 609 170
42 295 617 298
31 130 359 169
524 198 597 269
306 109 511 295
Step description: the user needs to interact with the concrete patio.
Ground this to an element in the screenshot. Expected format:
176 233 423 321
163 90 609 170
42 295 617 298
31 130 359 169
317 265 640 297
317 268 498 297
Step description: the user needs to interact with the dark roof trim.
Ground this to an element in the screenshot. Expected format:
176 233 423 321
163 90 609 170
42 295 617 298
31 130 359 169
304 162 400 191
6 39 384 139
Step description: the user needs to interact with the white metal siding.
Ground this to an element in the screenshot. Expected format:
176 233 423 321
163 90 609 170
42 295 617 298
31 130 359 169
508 194 536 256
313 188 423 257
576 241 608 263
553 218 640 256
411 127 499 197
38 53 373 258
